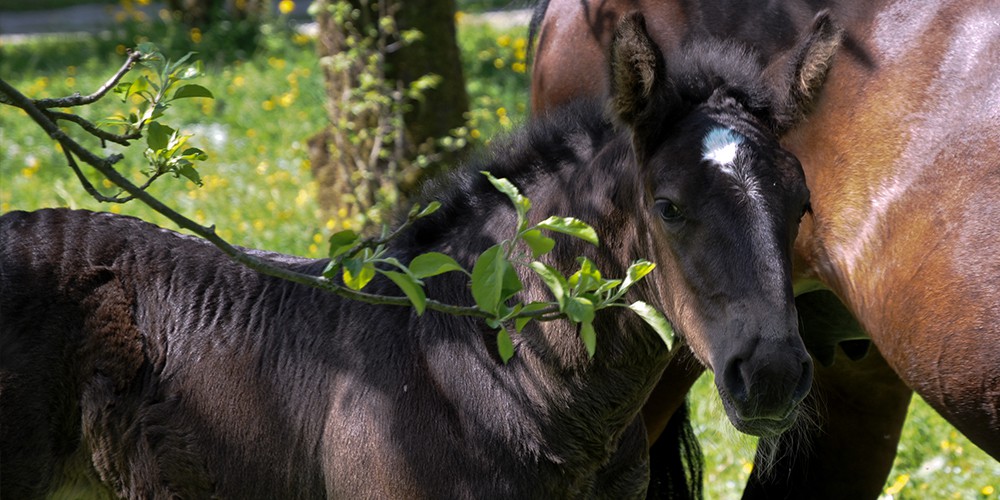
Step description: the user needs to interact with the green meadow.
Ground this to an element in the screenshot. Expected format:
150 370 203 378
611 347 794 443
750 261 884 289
0 6 996 498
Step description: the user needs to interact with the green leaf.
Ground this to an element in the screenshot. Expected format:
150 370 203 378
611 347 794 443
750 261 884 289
514 302 550 333
621 260 656 293
409 252 465 278
483 172 530 222
565 296 595 323
180 147 208 161
127 76 150 99
497 329 515 363
343 259 375 291
328 230 359 258
380 270 427 315
136 42 160 58
536 216 599 246
628 301 675 350
580 321 596 358
113 81 132 100
528 261 568 310
594 279 623 295
568 257 602 293
172 84 214 100
522 229 555 258
471 244 508 314
416 201 441 218
176 164 202 186
500 262 522 302
146 121 173 151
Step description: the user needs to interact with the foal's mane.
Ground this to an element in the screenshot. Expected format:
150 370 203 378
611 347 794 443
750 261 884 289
396 100 624 257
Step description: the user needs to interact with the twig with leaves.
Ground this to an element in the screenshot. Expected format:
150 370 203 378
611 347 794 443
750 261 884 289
0 45 674 363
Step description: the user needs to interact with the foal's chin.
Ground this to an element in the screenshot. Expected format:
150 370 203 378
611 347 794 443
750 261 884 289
721 401 799 438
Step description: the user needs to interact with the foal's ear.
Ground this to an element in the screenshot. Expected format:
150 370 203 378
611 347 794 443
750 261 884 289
609 13 671 137
766 10 843 134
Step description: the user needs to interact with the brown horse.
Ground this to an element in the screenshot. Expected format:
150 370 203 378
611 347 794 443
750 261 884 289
531 0 1000 497
0 14 840 498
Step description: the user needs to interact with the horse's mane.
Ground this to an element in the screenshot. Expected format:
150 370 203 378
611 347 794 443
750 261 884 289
395 99 621 258
667 38 770 112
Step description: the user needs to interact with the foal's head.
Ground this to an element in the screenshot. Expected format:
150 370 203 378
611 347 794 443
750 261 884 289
610 12 841 436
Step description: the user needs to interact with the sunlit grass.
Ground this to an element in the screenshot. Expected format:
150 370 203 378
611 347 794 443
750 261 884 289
1 15 996 499
690 373 999 499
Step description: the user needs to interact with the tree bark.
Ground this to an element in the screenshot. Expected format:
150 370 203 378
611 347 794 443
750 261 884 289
309 0 469 231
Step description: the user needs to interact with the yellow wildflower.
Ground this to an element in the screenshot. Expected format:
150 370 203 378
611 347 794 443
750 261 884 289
190 27 202 44
278 0 295 15
884 474 909 496
268 57 287 70
982 485 995 496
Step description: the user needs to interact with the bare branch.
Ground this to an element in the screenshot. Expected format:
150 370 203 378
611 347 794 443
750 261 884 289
49 111 141 146
34 50 142 109
2 75 495 319
62 148 130 203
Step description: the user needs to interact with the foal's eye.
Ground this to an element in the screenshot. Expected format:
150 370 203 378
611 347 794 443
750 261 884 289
655 200 684 222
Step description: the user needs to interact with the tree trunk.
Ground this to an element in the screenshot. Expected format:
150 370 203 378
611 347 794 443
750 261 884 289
308 0 469 231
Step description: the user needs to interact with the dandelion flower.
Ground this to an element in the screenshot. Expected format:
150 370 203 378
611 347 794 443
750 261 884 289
884 474 909 496
278 0 295 15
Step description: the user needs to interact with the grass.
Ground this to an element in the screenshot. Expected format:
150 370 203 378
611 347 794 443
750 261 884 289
1 14 997 500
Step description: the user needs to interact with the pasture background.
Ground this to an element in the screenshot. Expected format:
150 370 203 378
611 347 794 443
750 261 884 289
0 3 996 497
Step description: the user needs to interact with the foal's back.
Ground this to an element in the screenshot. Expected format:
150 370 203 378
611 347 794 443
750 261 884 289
1 208 349 497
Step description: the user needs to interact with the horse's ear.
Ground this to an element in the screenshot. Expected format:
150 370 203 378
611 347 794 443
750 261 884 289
609 12 672 142
766 10 843 134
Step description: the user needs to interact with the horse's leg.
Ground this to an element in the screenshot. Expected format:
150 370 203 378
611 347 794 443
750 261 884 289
742 291 913 500
642 347 704 444
643 347 704 500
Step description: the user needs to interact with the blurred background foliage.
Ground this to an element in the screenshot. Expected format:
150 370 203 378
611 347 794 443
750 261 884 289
0 1 997 498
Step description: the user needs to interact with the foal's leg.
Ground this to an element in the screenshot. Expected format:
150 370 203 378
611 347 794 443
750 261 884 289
742 292 912 500
642 347 704 444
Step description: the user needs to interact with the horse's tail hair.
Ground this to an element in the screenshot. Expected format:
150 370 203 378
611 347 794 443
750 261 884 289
646 400 703 500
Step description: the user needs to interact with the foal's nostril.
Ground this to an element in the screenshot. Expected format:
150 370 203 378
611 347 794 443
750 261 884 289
793 358 814 402
720 350 813 420
721 357 749 405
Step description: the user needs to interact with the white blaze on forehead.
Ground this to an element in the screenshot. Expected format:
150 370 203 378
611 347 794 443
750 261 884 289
702 126 761 200
701 127 744 168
